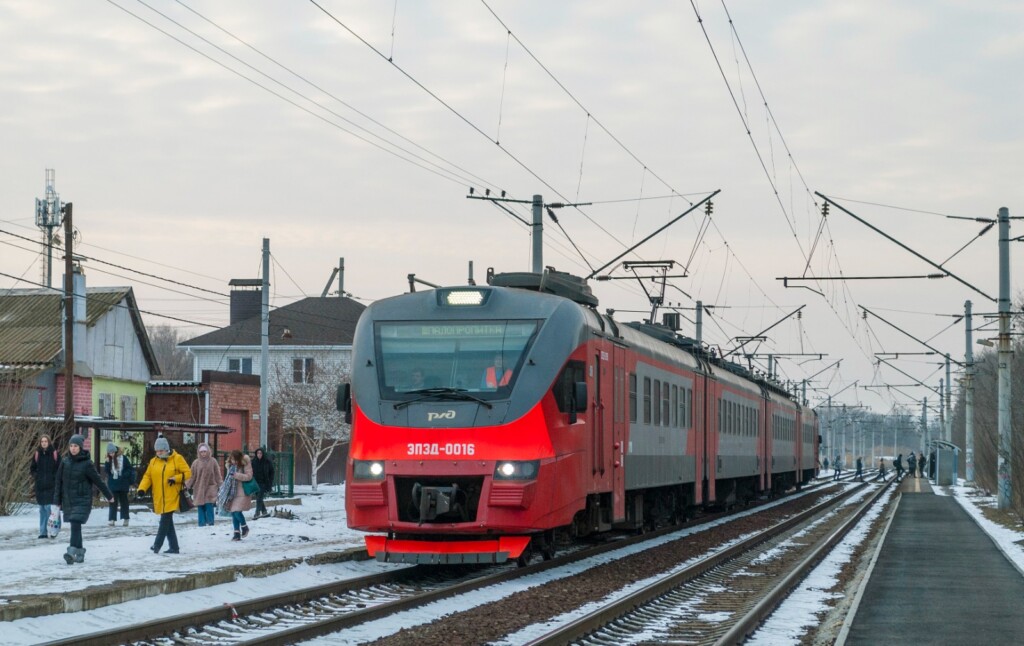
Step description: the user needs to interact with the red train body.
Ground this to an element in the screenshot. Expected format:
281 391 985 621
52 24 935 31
344 273 819 564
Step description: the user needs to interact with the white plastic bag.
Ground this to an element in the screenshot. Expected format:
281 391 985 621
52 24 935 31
47 507 62 538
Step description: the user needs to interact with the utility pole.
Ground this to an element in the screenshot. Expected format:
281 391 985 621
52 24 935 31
939 378 945 443
944 354 952 444
62 202 74 438
695 300 703 347
965 300 975 482
532 194 543 273
921 398 928 473
997 207 1012 510
260 238 270 450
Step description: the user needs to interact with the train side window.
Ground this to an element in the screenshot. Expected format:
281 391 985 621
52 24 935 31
662 382 670 426
653 379 662 426
643 377 652 424
629 373 637 422
671 385 678 427
552 360 586 413
684 388 692 429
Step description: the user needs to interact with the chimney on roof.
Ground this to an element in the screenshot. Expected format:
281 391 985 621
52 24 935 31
228 278 262 325
61 264 87 366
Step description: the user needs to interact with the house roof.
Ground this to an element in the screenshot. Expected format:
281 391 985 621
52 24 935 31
181 297 366 348
0 286 160 374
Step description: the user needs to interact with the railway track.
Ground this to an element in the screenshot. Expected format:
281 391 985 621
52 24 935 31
524 478 894 645
42 480 853 646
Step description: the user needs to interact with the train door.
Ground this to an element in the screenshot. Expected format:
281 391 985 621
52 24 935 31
703 377 718 504
591 348 607 487
611 345 626 519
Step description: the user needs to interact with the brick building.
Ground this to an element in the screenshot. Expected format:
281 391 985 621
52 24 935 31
147 370 261 454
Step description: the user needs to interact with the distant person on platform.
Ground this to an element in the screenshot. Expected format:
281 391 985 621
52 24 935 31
833 455 842 481
855 456 864 481
823 457 829 472
104 443 135 527
251 447 275 520
907 452 918 479
929 451 937 479
894 454 904 479
874 457 887 481
482 353 513 389
30 434 59 539
186 443 222 528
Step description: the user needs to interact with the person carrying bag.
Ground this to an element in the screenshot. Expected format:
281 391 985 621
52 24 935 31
136 436 191 555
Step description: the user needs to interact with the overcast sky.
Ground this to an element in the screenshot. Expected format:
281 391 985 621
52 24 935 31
1 0 1021 413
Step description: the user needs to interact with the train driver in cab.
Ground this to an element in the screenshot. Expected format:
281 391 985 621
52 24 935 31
406 368 426 391
482 352 513 389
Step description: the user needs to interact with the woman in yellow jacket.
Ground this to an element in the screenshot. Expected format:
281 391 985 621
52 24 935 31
137 436 191 554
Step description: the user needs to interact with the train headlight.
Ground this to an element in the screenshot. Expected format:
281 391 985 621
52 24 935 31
494 460 540 480
353 460 385 480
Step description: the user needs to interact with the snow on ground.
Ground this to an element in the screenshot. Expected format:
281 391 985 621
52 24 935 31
3 478 1023 646
0 485 365 597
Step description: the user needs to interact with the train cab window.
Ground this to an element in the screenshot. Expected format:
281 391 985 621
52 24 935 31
643 377 652 424
374 319 541 400
552 360 586 413
629 373 637 422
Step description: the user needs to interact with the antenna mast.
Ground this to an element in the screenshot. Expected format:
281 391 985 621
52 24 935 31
35 169 64 287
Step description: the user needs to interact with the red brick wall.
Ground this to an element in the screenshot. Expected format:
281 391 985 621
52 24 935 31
146 373 262 453
206 380 261 451
55 375 93 416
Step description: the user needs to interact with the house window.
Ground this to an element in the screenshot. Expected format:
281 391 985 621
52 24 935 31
120 395 138 421
228 358 253 374
293 357 315 383
97 393 114 419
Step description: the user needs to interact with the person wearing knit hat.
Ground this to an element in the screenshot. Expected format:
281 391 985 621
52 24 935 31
103 443 135 527
137 435 191 554
53 433 114 564
186 443 223 528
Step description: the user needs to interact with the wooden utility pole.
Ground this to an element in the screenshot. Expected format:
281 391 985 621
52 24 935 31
62 202 74 439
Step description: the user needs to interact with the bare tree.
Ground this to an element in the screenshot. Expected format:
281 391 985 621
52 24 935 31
0 382 49 515
272 356 350 491
147 324 193 379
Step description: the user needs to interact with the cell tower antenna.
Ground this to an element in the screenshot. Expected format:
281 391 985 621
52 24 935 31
34 169 64 287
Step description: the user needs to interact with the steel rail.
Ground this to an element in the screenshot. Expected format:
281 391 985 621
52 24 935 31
525 480 882 645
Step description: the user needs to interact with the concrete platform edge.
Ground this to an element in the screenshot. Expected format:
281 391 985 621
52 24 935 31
835 491 901 646
947 486 1024 580
0 547 367 622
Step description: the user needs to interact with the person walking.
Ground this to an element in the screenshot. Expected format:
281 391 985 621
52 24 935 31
52 434 114 564
185 443 222 528
251 447 275 519
137 437 191 554
855 456 864 481
104 443 135 527
894 453 904 479
874 457 887 481
833 455 842 481
907 452 918 480
217 450 253 541
30 434 59 539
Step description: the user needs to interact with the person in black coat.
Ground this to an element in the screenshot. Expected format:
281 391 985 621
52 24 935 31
103 443 135 527
53 434 114 564
29 434 59 539
251 447 275 519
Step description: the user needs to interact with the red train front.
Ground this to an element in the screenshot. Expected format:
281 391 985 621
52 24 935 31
342 272 818 564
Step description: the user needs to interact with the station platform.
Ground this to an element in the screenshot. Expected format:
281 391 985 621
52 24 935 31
840 476 1024 644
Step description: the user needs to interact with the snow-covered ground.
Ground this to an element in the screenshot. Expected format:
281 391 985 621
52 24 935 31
1 480 1022 646
0 485 366 596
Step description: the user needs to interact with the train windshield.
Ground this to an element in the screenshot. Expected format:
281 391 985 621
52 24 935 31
375 320 541 400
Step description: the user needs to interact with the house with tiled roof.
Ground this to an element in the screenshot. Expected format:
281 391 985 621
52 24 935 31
0 266 159 435
179 281 365 457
